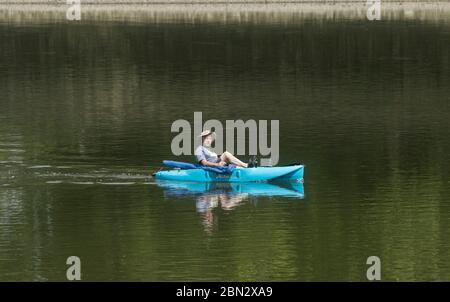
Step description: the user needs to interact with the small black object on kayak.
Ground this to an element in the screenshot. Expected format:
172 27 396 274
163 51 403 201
248 156 259 168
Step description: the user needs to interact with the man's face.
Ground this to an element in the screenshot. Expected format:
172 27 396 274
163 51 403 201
203 135 213 147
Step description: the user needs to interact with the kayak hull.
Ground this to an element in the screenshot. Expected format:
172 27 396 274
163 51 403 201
154 165 304 182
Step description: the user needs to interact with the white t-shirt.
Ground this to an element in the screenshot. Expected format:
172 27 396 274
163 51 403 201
195 146 220 163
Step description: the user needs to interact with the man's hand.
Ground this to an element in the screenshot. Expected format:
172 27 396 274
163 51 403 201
217 161 226 167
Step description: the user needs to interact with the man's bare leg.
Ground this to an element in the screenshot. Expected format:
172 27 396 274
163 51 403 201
220 151 248 168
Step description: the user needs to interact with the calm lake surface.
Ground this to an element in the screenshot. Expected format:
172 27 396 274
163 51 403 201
1 10 450 281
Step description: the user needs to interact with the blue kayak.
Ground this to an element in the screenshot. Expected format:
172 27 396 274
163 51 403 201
153 160 304 182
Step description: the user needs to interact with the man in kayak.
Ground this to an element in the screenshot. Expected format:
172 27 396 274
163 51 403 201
195 130 252 168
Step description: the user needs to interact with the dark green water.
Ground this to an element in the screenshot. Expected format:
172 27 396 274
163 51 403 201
1 17 450 281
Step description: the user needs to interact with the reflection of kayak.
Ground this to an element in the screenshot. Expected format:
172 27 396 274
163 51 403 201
156 180 305 198
230 182 304 198
154 162 304 183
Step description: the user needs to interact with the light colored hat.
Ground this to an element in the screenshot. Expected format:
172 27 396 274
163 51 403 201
198 130 215 138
